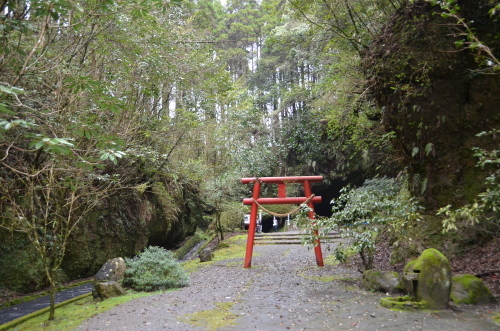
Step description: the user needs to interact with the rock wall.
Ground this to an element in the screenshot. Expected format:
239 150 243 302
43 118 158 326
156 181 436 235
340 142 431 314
0 179 202 293
362 0 500 210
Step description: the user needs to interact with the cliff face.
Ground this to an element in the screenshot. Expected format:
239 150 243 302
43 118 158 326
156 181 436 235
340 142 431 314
0 179 202 293
362 0 500 210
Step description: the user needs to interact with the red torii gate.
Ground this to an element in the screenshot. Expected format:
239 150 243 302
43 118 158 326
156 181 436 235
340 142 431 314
241 176 324 268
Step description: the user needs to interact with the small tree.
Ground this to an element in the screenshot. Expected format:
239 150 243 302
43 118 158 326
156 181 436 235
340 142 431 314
202 171 245 242
299 176 422 271
0 165 118 320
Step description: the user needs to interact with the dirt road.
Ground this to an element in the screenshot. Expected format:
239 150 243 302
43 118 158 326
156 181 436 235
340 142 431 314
79 240 499 330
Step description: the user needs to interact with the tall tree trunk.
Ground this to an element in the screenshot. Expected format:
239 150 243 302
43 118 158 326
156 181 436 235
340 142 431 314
48 281 56 320
216 211 224 242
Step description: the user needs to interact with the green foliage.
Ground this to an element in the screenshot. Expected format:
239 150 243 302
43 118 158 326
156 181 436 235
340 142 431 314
427 0 500 73
255 0 400 178
220 203 246 232
123 246 189 291
0 0 221 305
151 181 180 224
0 233 47 293
438 129 499 238
290 0 404 52
29 137 75 155
300 176 422 271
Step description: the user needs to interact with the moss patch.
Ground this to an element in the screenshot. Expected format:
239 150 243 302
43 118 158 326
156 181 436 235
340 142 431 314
323 254 341 266
225 235 248 245
1 290 165 331
380 295 429 311
179 301 239 330
305 275 337 282
344 286 357 291
181 235 251 273
300 273 356 283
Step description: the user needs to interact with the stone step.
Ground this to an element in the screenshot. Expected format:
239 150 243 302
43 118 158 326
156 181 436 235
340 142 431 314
254 231 339 237
254 234 339 239
254 234 340 238
253 237 340 243
254 239 342 245
253 232 341 245
254 236 303 240
249 231 340 245
255 241 302 245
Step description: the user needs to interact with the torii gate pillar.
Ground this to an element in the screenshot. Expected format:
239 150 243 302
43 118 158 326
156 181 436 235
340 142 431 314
241 176 324 268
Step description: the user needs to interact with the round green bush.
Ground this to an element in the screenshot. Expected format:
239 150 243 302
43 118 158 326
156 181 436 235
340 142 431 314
123 246 189 291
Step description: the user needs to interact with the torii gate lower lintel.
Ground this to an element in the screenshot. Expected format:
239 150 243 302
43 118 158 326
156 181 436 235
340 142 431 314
241 176 324 268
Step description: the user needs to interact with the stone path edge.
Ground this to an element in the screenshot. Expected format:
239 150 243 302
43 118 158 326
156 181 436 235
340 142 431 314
0 292 92 331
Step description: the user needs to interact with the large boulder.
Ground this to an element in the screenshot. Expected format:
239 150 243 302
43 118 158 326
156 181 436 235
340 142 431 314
451 274 497 305
362 270 403 293
94 257 126 282
93 257 126 299
198 248 213 262
403 248 451 309
93 281 126 300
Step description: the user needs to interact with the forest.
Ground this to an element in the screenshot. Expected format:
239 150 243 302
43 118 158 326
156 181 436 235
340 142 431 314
0 0 498 302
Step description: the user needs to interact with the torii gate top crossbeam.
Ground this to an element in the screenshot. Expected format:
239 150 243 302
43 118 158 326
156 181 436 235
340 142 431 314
243 197 322 205
241 176 323 184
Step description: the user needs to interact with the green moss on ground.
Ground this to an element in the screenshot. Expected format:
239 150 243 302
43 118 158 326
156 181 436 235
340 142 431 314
300 273 356 283
323 254 341 266
380 295 429 311
182 234 250 273
1 290 164 331
493 313 500 325
178 301 239 330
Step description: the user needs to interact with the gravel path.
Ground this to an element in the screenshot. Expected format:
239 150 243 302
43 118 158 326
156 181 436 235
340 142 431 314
79 243 499 331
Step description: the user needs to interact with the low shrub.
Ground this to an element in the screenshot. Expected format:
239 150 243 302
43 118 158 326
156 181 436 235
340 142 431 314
123 246 189 291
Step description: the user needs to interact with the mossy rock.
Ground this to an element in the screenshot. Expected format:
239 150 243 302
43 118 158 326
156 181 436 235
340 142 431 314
451 274 497 305
380 295 429 311
93 281 126 300
362 270 403 293
403 248 451 309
